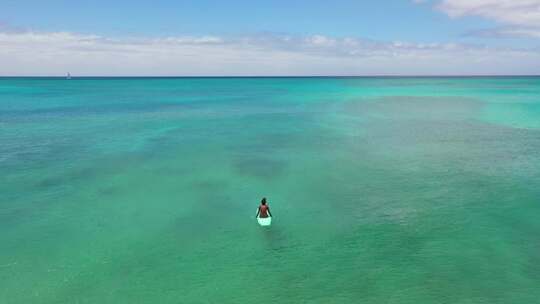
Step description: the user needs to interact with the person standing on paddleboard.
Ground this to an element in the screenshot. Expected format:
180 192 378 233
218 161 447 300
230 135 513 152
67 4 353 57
256 198 272 219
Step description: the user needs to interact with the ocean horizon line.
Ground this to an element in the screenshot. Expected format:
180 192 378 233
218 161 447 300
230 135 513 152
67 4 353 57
1 75 539 79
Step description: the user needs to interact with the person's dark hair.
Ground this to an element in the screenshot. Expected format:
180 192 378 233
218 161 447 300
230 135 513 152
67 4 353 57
261 197 267 205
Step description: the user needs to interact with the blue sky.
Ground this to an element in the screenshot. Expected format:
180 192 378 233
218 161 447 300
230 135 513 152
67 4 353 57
0 0 510 42
1 0 540 75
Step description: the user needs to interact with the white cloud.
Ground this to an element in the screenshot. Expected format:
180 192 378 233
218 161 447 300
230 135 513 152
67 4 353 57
468 27 540 38
438 0 540 38
0 30 539 76
439 0 540 27
495 27 540 38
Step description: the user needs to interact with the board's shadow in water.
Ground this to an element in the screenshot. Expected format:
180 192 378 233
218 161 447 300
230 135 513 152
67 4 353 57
258 221 299 258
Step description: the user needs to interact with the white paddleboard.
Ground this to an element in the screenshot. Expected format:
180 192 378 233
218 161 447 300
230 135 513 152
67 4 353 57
256 208 272 226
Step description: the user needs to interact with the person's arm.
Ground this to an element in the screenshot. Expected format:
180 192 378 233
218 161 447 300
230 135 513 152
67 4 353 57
268 207 272 217
255 207 260 219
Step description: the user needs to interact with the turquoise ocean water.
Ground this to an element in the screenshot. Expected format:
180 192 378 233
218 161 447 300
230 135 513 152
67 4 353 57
1 77 540 303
